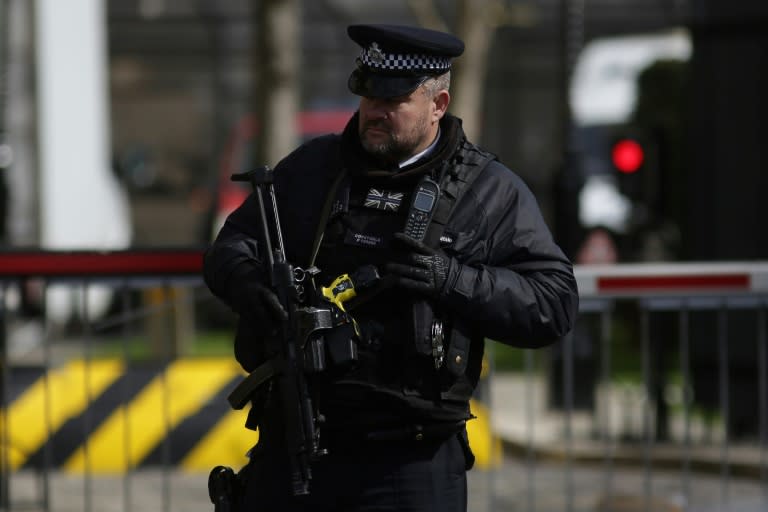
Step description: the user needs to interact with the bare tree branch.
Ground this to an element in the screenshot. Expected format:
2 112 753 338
254 0 300 167
405 0 448 31
405 0 537 142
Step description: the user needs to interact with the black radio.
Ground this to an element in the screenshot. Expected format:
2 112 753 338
403 176 440 241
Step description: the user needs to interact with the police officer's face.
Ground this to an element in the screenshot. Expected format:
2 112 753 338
358 86 448 163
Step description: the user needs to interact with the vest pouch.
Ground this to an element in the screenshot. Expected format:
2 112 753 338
411 300 435 357
325 322 358 369
444 325 470 378
440 322 476 403
401 301 439 398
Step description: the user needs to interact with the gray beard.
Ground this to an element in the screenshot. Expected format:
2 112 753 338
360 115 429 164
361 138 415 164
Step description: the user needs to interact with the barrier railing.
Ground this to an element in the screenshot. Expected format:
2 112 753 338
0 250 219 512
2 252 768 511
519 262 768 512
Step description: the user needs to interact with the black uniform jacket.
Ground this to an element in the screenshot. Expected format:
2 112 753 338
203 113 579 426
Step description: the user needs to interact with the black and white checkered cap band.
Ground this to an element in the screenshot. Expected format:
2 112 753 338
360 42 451 73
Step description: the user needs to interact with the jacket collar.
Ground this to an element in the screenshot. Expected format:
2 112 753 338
340 112 465 179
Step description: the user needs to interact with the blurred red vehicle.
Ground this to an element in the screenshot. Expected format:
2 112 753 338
210 109 353 240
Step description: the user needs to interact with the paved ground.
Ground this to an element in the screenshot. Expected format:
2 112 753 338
7 459 768 512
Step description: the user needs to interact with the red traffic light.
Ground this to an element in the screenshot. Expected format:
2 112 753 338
611 138 644 174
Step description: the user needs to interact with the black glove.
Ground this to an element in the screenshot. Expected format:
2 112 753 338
384 232 454 299
237 282 288 331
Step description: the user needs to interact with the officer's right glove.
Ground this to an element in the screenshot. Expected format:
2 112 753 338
236 282 288 331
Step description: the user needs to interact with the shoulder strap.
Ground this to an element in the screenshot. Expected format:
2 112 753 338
424 144 497 248
307 166 348 268
305 135 350 268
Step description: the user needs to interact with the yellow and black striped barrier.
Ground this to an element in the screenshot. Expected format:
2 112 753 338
1 358 500 474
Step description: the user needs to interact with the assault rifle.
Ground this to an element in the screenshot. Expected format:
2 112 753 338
226 165 332 496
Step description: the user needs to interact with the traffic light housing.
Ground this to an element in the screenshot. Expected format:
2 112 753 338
610 128 658 217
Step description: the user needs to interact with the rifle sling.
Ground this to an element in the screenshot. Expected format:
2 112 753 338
227 357 284 410
308 166 349 268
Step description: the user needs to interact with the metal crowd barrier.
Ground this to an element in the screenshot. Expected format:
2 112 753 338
540 263 768 512
1 252 768 511
0 250 217 512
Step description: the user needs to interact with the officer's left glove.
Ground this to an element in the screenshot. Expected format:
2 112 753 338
384 232 454 299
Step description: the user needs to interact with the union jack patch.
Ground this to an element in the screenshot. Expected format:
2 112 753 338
364 188 403 212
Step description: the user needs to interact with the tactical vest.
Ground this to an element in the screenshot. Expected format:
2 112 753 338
309 139 497 417
231 137 498 428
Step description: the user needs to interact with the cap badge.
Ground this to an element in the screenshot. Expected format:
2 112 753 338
368 42 385 66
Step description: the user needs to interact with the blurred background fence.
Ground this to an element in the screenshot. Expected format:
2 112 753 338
2 253 768 511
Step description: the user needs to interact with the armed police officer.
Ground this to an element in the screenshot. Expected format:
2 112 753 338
204 23 578 512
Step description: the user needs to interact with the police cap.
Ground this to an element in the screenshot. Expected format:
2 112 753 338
347 24 465 98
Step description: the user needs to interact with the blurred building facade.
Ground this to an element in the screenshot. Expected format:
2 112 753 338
103 0 692 247
2 0 766 259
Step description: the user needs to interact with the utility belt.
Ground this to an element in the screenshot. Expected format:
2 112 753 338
320 419 476 471
324 419 467 445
